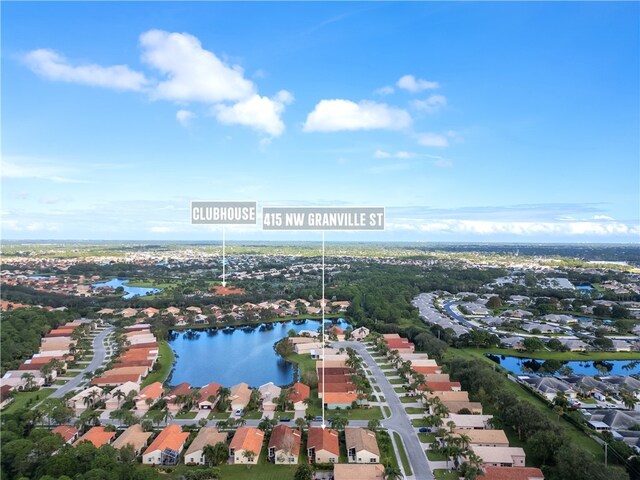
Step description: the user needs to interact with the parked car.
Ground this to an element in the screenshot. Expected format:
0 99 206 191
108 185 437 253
313 416 323 422
279 417 291 422
418 427 430 433
234 409 243 416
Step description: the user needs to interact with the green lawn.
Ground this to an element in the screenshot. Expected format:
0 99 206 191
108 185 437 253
175 411 197 419
434 469 458 479
243 411 263 420
418 432 436 443
141 341 174 388
384 371 398 377
284 353 317 382
394 387 408 394
383 407 391 417
389 378 406 385
378 396 385 403
272 411 296 421
461 347 640 361
400 396 418 404
148 461 297 480
426 449 449 461
374 386 381 392
405 407 424 414
54 380 67 385
447 348 605 461
411 419 428 428
393 432 413 476
2 388 56 415
208 411 230 420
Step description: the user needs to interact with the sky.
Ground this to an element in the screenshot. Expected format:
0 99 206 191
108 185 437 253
2 2 639 243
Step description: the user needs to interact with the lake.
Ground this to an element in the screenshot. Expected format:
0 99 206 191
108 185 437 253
92 278 161 299
486 354 640 376
168 318 348 388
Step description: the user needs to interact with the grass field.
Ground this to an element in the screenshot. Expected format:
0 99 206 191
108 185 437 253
405 407 424 414
462 347 640 361
2 388 56 415
175 412 197 419
393 432 413 476
434 469 458 479
141 341 174 388
447 348 605 461
426 449 448 461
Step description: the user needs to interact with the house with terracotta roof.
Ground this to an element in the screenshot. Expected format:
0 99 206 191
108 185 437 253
345 428 380 464
289 382 310 412
135 382 163 412
184 427 227 465
268 424 301 464
68 386 104 415
229 383 252 412
52 425 79 444
73 426 116 448
307 427 339 464
142 424 190 465
229 427 264 464
166 382 194 413
197 381 222 410
334 464 385 480
324 392 359 409
423 391 469 403
0 385 13 409
111 424 152 455
479 466 544 480
92 373 142 387
439 400 483 415
420 381 462 392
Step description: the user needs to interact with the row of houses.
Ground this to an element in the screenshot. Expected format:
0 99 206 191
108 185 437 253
53 422 383 476
390 336 546 479
1 319 95 393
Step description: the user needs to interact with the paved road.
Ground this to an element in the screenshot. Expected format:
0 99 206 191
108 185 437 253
52 327 114 398
334 341 433 480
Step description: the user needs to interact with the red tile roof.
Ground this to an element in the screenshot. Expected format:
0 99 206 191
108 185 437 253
289 382 310 403
73 426 115 448
307 427 340 456
230 427 265 453
269 424 301 456
481 467 545 480
52 425 78 443
145 424 189 453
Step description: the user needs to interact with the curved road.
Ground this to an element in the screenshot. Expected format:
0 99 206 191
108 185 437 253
335 341 433 480
52 326 114 399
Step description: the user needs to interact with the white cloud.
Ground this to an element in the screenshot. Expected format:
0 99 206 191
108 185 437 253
397 74 439 92
215 90 293 137
176 109 195 127
374 150 416 159
1 156 88 183
369 162 412 174
417 133 449 147
386 219 639 236
412 94 447 113
23 49 148 91
304 99 412 132
140 29 255 103
592 215 615 221
433 158 453 168
375 85 395 96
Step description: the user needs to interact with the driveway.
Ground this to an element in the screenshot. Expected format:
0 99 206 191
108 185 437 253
51 326 114 398
334 341 433 480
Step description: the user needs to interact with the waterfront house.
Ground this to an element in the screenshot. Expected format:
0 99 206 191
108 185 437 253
334 464 385 480
135 382 163 412
258 382 281 412
197 381 222 409
289 382 311 413
229 383 252 412
471 445 526 468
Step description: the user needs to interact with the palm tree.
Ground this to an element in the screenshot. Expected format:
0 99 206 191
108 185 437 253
383 464 403 480
621 392 638 410
295 417 308 432
203 444 217 467
242 449 256 466
113 389 126 409
217 387 231 411
21 372 36 390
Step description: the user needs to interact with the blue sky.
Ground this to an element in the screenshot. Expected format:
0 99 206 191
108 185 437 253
2 2 639 243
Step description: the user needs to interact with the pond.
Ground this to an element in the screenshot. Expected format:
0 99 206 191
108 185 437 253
168 318 349 388
486 354 640 376
92 278 161 299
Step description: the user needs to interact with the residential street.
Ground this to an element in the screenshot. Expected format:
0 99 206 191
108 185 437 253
334 341 434 480
51 326 114 399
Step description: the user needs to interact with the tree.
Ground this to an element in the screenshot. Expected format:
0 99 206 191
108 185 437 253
295 417 308 432
242 449 256 466
294 463 313 480
523 337 545 353
528 430 563 466
486 296 502 308
384 464 403 480
367 419 381 432
203 442 227 467
331 415 348 431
